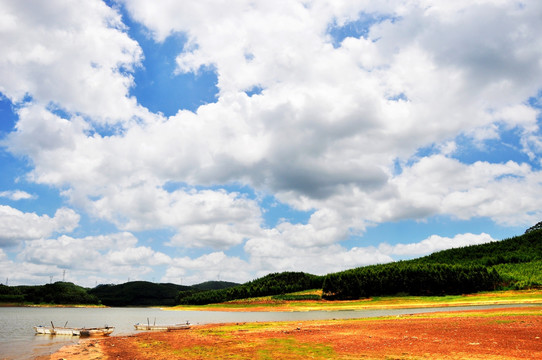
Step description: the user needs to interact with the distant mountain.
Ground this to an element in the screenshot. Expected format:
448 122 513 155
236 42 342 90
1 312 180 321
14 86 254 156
89 281 190 306
190 280 240 291
0 279 241 307
0 282 100 305
177 272 324 305
88 280 240 306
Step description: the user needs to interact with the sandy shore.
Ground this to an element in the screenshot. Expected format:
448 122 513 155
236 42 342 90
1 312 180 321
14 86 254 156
39 339 105 360
46 306 542 360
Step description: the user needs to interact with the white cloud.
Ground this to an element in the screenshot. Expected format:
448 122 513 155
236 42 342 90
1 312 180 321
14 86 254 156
0 190 35 200
244 230 393 277
0 0 143 123
107 246 171 266
390 156 542 226
163 252 251 285
2 0 542 284
14 232 171 286
379 232 497 257
90 186 263 250
6 0 542 235
0 206 79 247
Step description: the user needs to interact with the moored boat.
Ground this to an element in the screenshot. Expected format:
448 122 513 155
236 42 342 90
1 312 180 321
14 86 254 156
34 325 114 337
134 321 190 331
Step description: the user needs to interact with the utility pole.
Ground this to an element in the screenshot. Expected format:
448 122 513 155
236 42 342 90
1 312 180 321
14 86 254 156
62 270 66 282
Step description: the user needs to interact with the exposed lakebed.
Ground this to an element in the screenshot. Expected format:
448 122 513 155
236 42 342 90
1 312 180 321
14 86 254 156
0 304 536 359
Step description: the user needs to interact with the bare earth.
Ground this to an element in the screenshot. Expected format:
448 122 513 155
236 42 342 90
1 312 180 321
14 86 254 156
46 306 542 360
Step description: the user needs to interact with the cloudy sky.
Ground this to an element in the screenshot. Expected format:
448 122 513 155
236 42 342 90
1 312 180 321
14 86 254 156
1 0 541 287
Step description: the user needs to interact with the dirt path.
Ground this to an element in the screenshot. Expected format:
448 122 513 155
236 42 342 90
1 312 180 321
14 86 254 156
47 306 541 360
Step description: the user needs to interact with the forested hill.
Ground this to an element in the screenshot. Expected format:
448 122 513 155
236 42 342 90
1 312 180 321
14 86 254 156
413 227 542 266
190 280 240 291
322 228 542 300
88 280 240 306
0 282 100 305
88 281 189 306
177 272 324 305
0 280 240 306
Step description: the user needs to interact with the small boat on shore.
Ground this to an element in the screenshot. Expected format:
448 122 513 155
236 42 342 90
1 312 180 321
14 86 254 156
34 324 114 337
134 320 190 331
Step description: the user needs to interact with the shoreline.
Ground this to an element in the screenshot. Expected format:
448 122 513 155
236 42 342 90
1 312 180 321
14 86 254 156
30 289 542 359
36 339 105 360
168 289 542 312
48 305 542 359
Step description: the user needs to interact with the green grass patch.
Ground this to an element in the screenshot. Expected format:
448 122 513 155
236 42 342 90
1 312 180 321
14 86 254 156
137 339 168 349
257 338 335 360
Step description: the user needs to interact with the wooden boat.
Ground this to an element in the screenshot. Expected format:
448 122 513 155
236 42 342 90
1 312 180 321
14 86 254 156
134 321 190 331
34 325 114 337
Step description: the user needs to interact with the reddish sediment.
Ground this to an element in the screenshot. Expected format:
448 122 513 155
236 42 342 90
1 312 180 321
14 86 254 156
48 306 542 360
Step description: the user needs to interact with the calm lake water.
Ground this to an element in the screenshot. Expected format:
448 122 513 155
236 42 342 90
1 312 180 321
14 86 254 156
0 304 534 360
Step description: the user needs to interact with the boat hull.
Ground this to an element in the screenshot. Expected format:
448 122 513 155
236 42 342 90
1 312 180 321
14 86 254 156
34 326 114 337
134 324 190 331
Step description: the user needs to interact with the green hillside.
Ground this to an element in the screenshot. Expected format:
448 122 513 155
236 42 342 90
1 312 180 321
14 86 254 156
88 281 190 306
321 228 542 300
0 282 99 305
178 228 542 304
88 280 241 306
177 272 324 305
191 280 240 291
322 262 500 300
413 227 542 289
414 228 542 266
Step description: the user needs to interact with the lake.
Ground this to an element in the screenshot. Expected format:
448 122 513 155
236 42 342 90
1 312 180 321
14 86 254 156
0 304 533 359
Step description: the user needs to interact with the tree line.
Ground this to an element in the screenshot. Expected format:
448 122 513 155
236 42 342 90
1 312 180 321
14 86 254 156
177 272 324 305
0 282 100 305
414 228 542 267
0 280 238 306
322 262 500 300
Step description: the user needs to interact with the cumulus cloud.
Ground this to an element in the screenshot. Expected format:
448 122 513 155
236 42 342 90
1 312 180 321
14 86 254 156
107 246 171 266
0 0 143 123
90 186 263 249
164 252 251 285
390 156 542 225
0 190 35 200
379 233 497 257
0 206 79 247
2 0 542 284
15 232 171 286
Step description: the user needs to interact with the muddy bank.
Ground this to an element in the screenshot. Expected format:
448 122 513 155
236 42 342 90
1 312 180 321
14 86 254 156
48 306 542 360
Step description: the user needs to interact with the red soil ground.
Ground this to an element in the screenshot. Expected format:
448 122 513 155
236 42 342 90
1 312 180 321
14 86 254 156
49 306 542 360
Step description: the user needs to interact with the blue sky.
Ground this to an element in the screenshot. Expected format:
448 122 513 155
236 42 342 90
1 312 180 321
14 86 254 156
1 0 541 286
